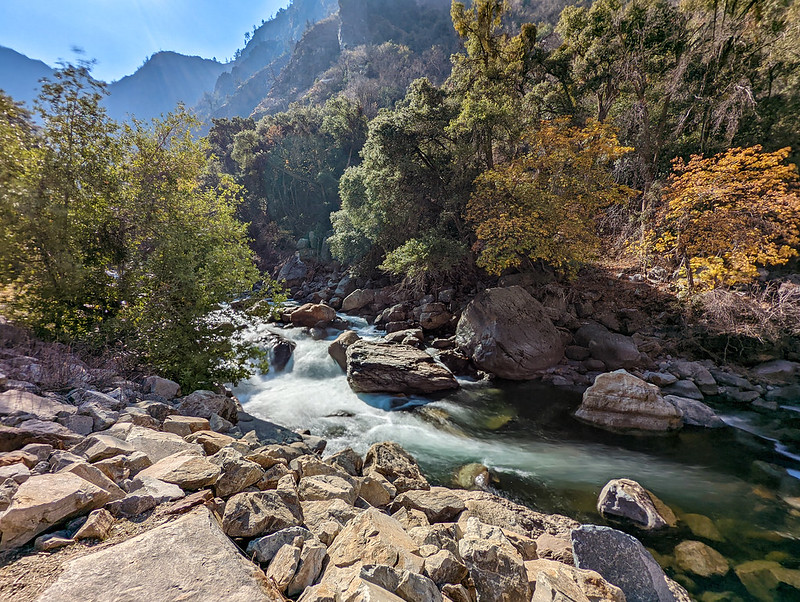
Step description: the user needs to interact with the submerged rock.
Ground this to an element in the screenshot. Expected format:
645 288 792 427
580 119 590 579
575 370 683 432
456 286 565 379
673 540 729 577
346 341 459 395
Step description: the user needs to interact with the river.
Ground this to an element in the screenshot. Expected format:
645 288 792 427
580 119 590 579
233 316 800 599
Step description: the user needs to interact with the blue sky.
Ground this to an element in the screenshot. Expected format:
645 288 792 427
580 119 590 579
0 0 292 82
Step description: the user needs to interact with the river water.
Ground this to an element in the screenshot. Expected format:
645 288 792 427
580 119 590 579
234 316 800 599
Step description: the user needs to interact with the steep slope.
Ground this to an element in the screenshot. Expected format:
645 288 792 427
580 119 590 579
0 46 54 107
105 51 228 121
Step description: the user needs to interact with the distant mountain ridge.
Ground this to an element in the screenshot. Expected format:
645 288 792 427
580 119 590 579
0 46 55 108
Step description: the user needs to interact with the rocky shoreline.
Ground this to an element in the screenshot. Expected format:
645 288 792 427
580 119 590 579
0 350 692 602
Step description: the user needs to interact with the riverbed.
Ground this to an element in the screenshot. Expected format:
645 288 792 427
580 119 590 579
234 317 800 600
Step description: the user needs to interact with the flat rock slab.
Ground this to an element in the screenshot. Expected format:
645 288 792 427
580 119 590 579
36 506 281 601
346 341 459 394
0 390 76 421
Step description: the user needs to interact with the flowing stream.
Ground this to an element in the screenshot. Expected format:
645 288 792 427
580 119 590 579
234 315 800 599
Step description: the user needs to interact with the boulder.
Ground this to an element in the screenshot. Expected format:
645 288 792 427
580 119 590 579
186 430 236 455
392 487 466 523
424 549 469 586
458 517 531 602
342 289 375 313
291 303 337 327
734 559 800 601
575 370 684 432
73 508 114 540
419 303 452 331
326 447 363 477
751 359 800 385
210 448 265 498
360 564 442 602
264 332 297 372
278 253 308 285
669 360 718 396
58 461 126 504
301 498 363 534
359 473 395 507
288 538 328 596
177 390 239 424
0 421 83 451
161 415 210 437
0 472 107 550
574 323 641 370
526 558 626 602
38 507 281 601
70 434 136 462
664 395 725 428
673 540 729 577
247 526 316 563
137 451 221 490
363 442 429 494
329 331 361 371
597 478 677 530
267 542 302 592
0 389 76 421
143 376 181 399
299 474 359 505
236 411 302 445
326 508 424 573
662 380 704 401
123 425 204 463
681 513 724 542
346 341 459 394
222 490 303 538
571 524 689 602
107 476 185 517
456 286 566 379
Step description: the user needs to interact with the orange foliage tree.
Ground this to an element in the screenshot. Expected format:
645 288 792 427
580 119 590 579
467 118 635 274
651 146 800 289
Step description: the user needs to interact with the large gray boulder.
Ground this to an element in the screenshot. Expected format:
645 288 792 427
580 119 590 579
177 390 239 424
222 490 303 538
597 478 677 530
571 524 690 602
664 395 725 428
575 370 684 432
346 341 459 394
456 286 565 379
37 507 282 601
574 323 641 370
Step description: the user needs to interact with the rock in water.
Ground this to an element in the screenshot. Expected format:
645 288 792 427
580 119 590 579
571 524 689 602
673 540 729 577
290 303 336 327
455 286 565 379
346 341 459 394
328 330 361 372
664 395 725 428
264 332 297 372
575 370 683 432
37 507 281 601
597 478 677 530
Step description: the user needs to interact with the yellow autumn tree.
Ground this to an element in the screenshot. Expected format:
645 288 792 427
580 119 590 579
652 146 800 290
467 118 635 274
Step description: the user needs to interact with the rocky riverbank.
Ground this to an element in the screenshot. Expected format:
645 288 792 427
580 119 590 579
0 342 694 602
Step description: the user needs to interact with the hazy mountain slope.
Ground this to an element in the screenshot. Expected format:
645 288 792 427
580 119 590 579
105 51 227 121
0 46 54 107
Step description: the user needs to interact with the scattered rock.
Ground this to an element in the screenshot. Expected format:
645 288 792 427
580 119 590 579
597 478 677 530
575 370 683 432
264 332 297 372
161 415 210 437
222 490 303 538
137 451 221 490
0 389 76 421
424 549 468 586
342 289 375 313
364 441 429 493
70 434 136 462
674 540 729 577
662 379 704 401
185 430 236 454
177 390 239 424
574 323 641 370
681 513 724 542
326 447 363 477
211 448 265 497
248 526 316 563
664 395 725 428
526 558 626 602
751 360 800 385
456 286 566 379
299 474 359 505
291 303 337 327
329 331 361 371
392 487 466 523
73 508 114 540
143 376 181 399
734 559 800 601
123 425 204 463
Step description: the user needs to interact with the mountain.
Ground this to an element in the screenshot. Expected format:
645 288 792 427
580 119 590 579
105 51 228 122
0 46 54 107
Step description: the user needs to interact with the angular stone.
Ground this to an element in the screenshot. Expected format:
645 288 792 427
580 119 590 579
326 447 363 477
662 379 704 401
210 448 265 498
77 401 119 431
185 430 235 455
71 434 136 462
751 359 800 385
456 286 566 379
363 442 429 494
526 558 626 602
267 542 302 592
236 412 302 445
299 474 358 505
681 513 724 542
571 524 686 602
329 331 361 371
8 419 84 449
298 583 337 602
597 478 677 530
288 538 328 596
38 507 281 601
0 472 107 550
664 395 725 428
0 462 30 484
535 533 574 564
34 533 73 552
73 508 114 540
458 517 531 602
424 549 469 586
360 564 442 602
0 450 38 468
223 490 303 538
574 323 641 370
124 425 204 463
248 526 315 564
674 540 729 577
347 341 459 395
58 461 126 505
327 508 424 573
0 389 76 421
302 498 362 535
291 303 336 327
575 370 683 432
137 451 221 490
359 473 394 507
143 375 181 399
177 389 239 424
162 415 210 437
392 487 466 523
